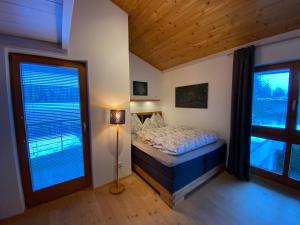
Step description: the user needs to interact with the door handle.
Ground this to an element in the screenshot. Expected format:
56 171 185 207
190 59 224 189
82 122 87 133
292 100 297 111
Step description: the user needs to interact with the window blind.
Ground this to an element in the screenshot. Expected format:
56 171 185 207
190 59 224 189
20 63 85 191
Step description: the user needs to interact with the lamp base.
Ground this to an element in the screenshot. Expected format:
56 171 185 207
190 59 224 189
109 182 125 194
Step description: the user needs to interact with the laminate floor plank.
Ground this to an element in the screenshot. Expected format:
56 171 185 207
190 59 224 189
1 172 300 225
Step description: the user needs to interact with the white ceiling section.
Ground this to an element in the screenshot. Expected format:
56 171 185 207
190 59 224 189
0 0 64 44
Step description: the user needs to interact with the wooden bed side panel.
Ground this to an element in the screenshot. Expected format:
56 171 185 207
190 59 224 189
132 164 173 207
132 163 225 208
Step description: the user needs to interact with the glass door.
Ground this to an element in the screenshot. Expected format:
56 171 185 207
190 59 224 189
10 53 91 207
250 67 290 176
250 61 300 189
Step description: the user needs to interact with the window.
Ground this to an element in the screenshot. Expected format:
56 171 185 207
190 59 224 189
20 63 85 190
252 69 290 128
289 144 300 181
250 137 285 174
250 61 300 189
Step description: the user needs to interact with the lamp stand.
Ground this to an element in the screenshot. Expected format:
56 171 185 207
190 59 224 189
109 125 125 194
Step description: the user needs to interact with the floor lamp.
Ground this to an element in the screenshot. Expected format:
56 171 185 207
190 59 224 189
109 109 125 194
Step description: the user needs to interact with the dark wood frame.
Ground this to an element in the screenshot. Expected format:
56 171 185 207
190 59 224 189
251 60 300 189
9 53 92 207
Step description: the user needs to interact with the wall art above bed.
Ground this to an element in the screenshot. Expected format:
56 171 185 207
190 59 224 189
133 81 148 96
175 83 208 108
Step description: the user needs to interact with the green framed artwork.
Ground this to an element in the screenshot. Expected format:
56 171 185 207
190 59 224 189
133 81 148 96
175 83 208 108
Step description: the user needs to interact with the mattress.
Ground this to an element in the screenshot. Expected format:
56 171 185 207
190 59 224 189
132 138 226 193
132 137 225 167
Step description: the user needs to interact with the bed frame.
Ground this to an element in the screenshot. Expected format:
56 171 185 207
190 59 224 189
132 162 225 208
131 111 226 208
131 111 162 123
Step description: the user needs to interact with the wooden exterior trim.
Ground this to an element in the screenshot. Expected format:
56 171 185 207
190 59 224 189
9 53 92 207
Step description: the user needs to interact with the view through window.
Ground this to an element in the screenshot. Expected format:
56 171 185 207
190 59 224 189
289 144 300 180
252 69 290 128
250 136 285 174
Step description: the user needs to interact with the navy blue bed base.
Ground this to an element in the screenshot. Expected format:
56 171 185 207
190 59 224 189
132 143 226 193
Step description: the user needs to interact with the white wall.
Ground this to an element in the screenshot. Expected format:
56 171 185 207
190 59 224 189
129 52 162 113
130 101 161 113
130 53 161 100
68 0 131 188
0 0 130 219
161 55 233 143
0 46 25 219
256 37 300 66
160 36 300 145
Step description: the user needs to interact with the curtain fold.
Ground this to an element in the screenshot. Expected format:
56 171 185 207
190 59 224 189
227 46 255 181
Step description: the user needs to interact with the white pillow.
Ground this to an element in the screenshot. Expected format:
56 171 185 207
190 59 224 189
131 114 142 134
150 114 159 128
155 113 165 127
142 118 154 130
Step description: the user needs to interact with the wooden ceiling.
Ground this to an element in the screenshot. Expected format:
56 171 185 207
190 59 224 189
112 0 300 70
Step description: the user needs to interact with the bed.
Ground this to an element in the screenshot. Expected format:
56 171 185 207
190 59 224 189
131 111 226 207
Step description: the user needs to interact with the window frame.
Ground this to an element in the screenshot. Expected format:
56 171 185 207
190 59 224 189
251 60 300 190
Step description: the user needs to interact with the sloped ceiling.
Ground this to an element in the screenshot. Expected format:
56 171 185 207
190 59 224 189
112 0 300 70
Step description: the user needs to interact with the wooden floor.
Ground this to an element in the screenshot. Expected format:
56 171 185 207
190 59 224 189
1 172 300 225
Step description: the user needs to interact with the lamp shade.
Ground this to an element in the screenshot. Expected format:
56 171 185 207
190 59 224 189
110 110 125 124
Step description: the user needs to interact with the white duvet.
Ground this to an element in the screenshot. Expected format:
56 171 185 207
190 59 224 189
136 126 218 155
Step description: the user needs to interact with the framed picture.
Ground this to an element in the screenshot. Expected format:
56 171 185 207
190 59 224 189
133 81 148 96
175 83 208 108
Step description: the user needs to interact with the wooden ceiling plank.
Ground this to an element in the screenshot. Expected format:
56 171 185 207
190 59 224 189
129 0 177 43
144 1 300 65
148 0 284 51
130 0 228 50
113 0 300 70
129 0 200 42
154 17 300 69
157 18 300 69
146 5 300 58
131 0 255 55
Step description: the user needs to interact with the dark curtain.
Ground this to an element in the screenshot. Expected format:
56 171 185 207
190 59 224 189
227 46 255 181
